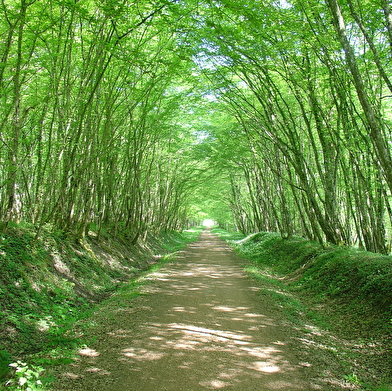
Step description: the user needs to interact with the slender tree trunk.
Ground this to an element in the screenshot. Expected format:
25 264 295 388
327 0 392 195
2 1 29 230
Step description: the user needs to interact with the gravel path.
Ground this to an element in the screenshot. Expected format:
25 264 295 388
51 230 318 390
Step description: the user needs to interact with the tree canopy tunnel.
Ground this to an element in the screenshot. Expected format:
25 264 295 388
1 0 392 254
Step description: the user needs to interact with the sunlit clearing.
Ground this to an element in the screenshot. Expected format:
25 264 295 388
202 219 215 227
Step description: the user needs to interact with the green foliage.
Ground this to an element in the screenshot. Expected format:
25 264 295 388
0 0 392 259
343 372 360 385
299 249 392 308
244 265 308 326
0 351 11 380
5 361 44 391
0 227 99 355
156 228 203 253
362 385 392 391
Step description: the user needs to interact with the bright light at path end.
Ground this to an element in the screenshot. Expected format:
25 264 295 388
202 219 215 227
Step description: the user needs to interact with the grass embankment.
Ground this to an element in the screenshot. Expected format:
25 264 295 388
0 224 202 389
213 228 392 391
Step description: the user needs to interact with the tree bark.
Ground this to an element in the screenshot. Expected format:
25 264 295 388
327 0 392 196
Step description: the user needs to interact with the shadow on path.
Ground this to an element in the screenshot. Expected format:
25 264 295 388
54 231 317 390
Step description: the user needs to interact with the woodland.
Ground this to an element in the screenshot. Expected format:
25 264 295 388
1 1 392 389
1 0 392 254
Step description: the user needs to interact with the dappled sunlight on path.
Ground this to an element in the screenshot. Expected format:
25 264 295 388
54 231 317 390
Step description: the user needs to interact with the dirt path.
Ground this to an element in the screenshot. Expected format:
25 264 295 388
51 230 320 390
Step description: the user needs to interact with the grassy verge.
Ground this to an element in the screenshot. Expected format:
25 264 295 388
212 228 392 391
0 224 202 390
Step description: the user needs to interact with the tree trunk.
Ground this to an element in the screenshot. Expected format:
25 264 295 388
327 0 392 196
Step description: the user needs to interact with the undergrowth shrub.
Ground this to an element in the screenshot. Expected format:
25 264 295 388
0 350 11 380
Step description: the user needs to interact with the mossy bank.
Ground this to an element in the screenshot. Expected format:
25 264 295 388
214 229 392 390
0 223 202 388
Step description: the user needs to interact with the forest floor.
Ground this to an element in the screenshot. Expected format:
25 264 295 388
48 230 389 390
